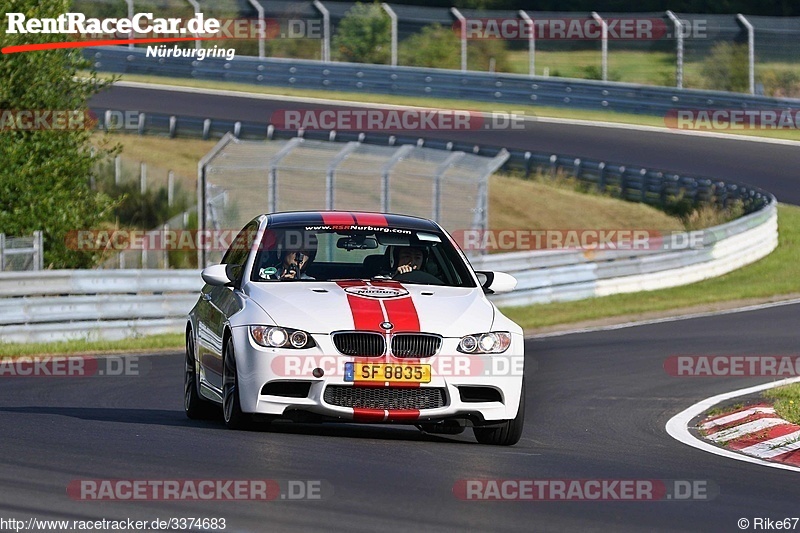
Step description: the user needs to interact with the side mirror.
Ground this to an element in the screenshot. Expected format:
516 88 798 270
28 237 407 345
476 270 517 294
201 264 233 286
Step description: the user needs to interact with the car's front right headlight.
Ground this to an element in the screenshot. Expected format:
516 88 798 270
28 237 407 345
457 332 511 354
250 326 316 349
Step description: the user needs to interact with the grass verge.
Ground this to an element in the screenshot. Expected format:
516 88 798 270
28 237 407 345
502 203 800 330
93 72 800 143
764 384 800 425
0 333 183 358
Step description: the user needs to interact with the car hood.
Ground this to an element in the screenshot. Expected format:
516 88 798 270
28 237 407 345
245 281 495 337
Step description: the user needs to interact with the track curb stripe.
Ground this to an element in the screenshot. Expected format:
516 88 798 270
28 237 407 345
666 376 800 473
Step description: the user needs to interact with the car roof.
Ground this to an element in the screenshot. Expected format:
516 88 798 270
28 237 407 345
265 211 441 232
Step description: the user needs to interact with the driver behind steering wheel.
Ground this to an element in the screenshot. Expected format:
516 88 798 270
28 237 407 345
392 246 426 278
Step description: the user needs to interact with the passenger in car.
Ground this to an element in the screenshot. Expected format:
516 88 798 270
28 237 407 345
259 234 318 280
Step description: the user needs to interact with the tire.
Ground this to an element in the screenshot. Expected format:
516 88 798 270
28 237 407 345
473 380 525 446
184 331 218 420
222 340 255 430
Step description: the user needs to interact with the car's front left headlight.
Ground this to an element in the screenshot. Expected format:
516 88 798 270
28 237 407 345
457 332 512 354
250 326 316 349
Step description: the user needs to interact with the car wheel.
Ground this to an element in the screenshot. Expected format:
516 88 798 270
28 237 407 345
473 380 525 446
222 340 254 430
184 331 217 420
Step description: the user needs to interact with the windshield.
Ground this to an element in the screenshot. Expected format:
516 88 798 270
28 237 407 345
250 226 476 288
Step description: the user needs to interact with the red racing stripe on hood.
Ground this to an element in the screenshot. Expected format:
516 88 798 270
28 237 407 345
369 280 421 332
335 281 384 332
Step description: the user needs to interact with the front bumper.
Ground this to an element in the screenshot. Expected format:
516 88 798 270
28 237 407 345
231 327 525 424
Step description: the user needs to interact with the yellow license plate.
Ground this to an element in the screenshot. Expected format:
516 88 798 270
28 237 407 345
345 363 431 383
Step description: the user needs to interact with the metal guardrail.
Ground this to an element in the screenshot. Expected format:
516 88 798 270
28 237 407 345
474 203 778 306
0 199 777 342
91 106 775 215
0 270 202 343
85 47 800 116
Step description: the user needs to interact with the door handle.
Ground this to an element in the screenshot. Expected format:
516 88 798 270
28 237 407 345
202 293 212 301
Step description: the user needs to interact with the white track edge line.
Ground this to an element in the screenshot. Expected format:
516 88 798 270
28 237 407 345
112 81 800 147
525 298 800 340
665 376 800 473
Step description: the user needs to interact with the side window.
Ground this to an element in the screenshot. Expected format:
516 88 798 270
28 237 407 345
221 222 258 282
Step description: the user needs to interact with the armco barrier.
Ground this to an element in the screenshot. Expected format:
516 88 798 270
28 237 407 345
476 203 777 307
0 270 202 343
0 201 777 342
84 47 800 116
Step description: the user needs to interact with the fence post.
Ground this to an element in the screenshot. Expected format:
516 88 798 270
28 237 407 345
737 14 755 95
115 155 121 185
168 171 175 207
247 0 266 59
519 11 535 76
163 223 169 269
33 230 43 271
451 8 467 72
0 233 5 272
666 11 683 89
140 162 147 194
382 3 398 67
591 12 608 82
313 0 330 62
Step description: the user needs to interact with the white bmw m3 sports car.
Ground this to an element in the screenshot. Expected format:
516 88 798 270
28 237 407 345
185 211 526 445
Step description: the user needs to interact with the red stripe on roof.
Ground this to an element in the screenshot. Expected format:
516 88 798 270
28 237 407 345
321 212 356 225
353 213 388 226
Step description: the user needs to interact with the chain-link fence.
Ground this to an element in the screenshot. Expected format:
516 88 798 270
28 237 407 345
199 134 508 266
73 0 800 96
0 232 43 272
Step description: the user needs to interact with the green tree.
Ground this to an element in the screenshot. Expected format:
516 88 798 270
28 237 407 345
700 42 751 93
399 25 460 69
399 24 511 72
0 0 116 268
332 2 391 64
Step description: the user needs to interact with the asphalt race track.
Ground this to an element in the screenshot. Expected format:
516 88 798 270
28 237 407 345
1 84 796 531
90 84 800 204
1 305 800 531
